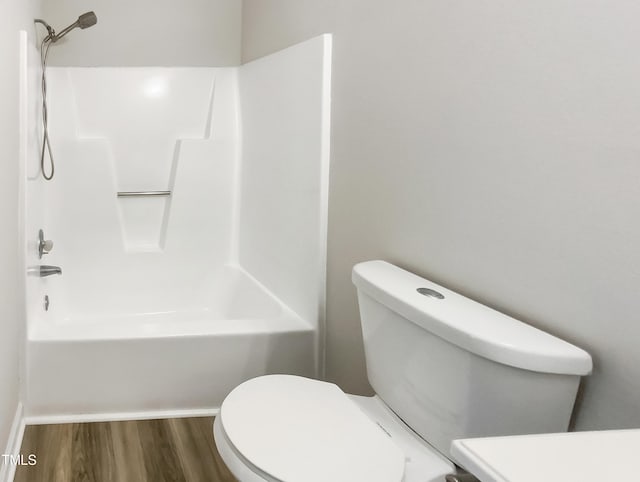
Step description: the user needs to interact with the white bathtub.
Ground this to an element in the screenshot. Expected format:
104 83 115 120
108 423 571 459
25 265 316 421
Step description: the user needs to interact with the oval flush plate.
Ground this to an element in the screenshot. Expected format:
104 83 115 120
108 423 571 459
417 287 445 299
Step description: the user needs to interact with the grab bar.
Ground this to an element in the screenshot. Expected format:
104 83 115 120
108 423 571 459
446 474 480 482
116 191 171 198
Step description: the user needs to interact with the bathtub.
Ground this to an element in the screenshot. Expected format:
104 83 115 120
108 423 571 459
22 39 331 423
25 265 316 421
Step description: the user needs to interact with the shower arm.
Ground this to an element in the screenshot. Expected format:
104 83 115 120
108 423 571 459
53 21 80 42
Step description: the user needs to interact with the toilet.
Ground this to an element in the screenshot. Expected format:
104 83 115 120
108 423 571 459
213 260 592 482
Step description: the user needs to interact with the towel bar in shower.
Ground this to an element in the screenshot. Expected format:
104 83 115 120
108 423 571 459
116 191 172 198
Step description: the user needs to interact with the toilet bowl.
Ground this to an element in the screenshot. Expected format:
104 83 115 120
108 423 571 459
214 261 593 482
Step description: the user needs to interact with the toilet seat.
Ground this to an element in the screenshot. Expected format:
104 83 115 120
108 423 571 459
217 375 405 482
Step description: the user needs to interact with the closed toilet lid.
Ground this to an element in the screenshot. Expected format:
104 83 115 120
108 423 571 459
220 375 405 482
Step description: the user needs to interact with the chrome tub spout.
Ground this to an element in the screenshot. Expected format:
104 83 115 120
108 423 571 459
28 265 62 277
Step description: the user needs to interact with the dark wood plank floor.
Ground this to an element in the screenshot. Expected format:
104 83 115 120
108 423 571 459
14 417 237 482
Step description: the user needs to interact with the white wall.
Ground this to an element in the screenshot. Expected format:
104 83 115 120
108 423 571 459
242 0 640 431
0 0 42 466
42 0 241 66
238 36 332 370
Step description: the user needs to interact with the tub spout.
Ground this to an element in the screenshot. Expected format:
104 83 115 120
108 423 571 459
28 265 62 277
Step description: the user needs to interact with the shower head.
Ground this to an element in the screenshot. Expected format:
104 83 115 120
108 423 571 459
52 11 98 42
77 12 98 29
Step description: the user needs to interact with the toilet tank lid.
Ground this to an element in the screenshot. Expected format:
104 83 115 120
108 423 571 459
352 261 592 376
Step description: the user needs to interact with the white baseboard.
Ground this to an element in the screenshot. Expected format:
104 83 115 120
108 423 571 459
24 407 220 426
0 403 26 482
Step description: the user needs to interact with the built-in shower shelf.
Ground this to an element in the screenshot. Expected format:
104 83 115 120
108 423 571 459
116 191 173 251
117 193 171 252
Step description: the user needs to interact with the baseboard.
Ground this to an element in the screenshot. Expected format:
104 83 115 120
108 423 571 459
0 403 26 482
24 406 220 426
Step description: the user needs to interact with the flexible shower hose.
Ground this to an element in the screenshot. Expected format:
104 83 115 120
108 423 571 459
39 36 55 181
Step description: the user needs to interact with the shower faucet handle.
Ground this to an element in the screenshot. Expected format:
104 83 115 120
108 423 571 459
38 229 54 258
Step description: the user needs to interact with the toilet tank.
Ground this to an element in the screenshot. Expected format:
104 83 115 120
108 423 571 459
352 261 592 457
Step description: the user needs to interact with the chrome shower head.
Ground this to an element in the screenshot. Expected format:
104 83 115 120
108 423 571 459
77 12 98 29
51 11 98 42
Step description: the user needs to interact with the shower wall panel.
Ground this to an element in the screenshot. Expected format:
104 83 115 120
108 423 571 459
42 68 239 320
21 33 47 333
238 35 332 337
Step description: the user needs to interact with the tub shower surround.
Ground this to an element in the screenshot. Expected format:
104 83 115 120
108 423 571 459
23 36 332 420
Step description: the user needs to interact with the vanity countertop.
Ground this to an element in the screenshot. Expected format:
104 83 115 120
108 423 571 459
451 428 640 482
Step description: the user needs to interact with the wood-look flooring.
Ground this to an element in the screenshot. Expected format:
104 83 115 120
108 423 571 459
14 417 237 482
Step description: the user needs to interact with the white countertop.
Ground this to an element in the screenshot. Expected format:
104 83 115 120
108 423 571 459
451 429 640 482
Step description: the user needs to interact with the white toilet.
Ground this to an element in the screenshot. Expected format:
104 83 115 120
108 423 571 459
213 260 592 482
